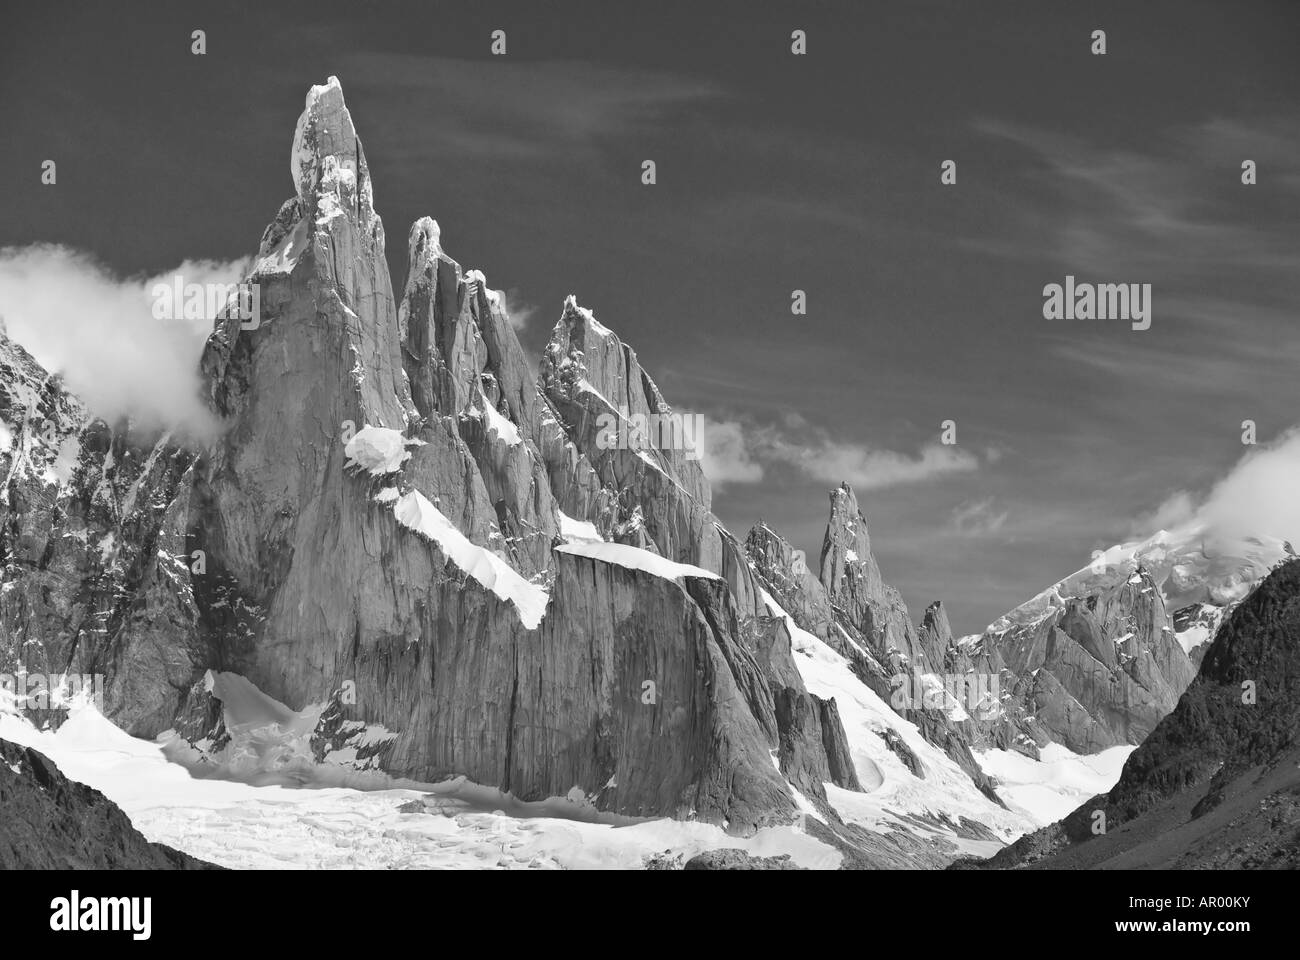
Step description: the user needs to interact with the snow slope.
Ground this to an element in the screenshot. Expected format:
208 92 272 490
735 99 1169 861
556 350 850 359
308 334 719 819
0 703 839 870
555 540 719 582
393 490 548 629
558 510 603 542
989 524 1289 635
976 744 1135 827
760 590 1033 844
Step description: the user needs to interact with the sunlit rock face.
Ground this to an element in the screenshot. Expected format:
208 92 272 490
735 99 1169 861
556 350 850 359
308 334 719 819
0 76 864 834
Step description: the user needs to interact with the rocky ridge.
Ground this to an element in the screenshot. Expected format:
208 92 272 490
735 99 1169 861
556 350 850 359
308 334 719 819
0 77 873 842
0 737 216 869
959 558 1300 869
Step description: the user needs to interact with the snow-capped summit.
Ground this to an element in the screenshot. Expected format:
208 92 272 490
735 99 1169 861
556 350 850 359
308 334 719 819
990 522 1290 663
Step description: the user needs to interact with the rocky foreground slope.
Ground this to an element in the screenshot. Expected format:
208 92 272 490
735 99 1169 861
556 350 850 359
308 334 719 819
0 737 215 869
958 558 1300 869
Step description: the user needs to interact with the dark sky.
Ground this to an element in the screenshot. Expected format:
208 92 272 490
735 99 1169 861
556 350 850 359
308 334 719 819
2 0 1298 634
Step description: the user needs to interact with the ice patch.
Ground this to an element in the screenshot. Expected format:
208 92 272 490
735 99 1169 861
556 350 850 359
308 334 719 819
555 541 719 582
1176 624 1212 654
44 434 80 486
344 425 416 475
406 218 443 277
394 490 548 629
558 511 603 542
976 743 1135 827
480 392 522 446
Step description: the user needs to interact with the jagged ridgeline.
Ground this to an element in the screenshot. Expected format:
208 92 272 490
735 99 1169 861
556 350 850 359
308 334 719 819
3 78 1268 861
0 77 884 838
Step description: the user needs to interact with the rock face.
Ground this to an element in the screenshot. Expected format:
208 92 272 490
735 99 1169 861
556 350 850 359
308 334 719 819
964 558 1300 870
745 490 1003 805
819 484 935 671
189 76 868 831
682 849 804 870
956 528 1281 757
0 334 203 735
537 297 730 574
0 738 215 869
2 77 865 837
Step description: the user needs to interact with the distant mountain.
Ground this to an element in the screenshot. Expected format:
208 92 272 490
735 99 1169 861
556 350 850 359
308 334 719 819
745 485 1005 804
959 557 1300 869
991 525 1291 662
954 525 1291 757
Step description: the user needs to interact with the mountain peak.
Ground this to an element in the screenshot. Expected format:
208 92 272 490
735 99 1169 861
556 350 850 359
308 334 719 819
292 76 349 197
289 76 375 231
408 216 444 265
819 482 878 589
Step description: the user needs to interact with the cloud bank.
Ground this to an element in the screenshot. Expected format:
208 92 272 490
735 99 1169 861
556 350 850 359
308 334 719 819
0 244 246 441
698 415 980 492
698 418 765 489
1136 427 1300 547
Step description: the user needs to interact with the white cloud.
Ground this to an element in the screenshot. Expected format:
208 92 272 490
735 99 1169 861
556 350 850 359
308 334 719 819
1134 427 1300 547
496 288 537 333
1133 490 1197 534
794 441 978 490
698 417 764 488
0 244 246 441
1195 428 1300 546
758 424 979 490
951 498 1010 536
695 416 979 492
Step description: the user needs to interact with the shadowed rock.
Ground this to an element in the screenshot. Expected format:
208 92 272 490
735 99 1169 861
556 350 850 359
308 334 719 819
0 738 217 869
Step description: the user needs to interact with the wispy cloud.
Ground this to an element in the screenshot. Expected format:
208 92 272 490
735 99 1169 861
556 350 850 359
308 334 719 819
1130 426 1300 548
698 416 980 492
496 288 538 333
959 112 1300 438
699 417 764 489
951 497 1009 536
338 52 723 167
0 244 239 440
785 440 978 490
971 114 1300 279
